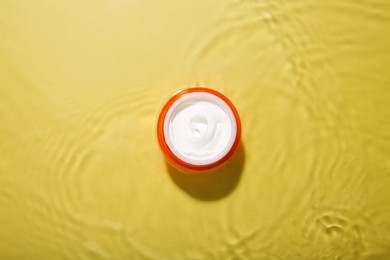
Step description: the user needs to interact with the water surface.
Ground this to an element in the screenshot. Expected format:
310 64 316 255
0 0 390 259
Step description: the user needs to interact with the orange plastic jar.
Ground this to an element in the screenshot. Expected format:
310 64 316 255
157 88 241 172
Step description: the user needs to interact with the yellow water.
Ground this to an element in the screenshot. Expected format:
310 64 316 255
1 0 390 259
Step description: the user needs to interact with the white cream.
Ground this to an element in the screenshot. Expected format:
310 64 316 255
164 92 237 165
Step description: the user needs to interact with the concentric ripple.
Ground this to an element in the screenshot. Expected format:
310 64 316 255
0 0 389 258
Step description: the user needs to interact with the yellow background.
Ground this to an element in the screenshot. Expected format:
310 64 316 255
1 0 390 259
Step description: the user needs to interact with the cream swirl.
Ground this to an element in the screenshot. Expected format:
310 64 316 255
164 92 237 165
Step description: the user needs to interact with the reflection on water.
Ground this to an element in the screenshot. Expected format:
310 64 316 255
0 0 390 258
